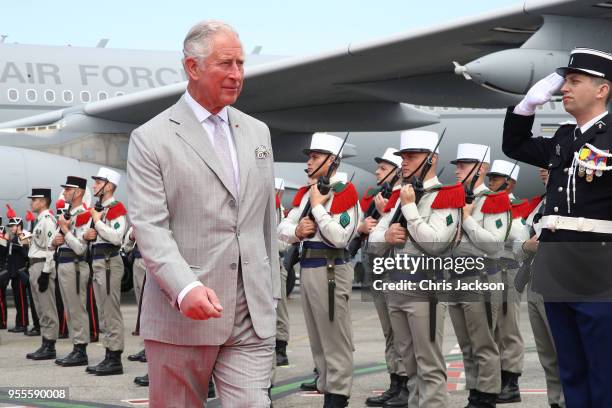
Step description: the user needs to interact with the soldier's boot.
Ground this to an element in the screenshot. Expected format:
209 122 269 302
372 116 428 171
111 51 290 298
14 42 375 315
94 349 123 376
366 373 401 406
467 390 498 408
86 348 110 374
27 338 56 360
127 348 146 362
275 340 289 366
134 373 149 386
208 379 216 399
496 371 521 403
382 375 409 407
550 405 561 408
25 326 41 336
57 343 88 366
328 394 349 408
300 368 319 392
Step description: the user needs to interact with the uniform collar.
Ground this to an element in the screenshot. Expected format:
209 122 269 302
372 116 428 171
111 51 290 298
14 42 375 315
102 197 115 207
474 183 488 194
184 91 229 125
70 204 85 215
37 209 51 220
580 110 608 134
423 176 440 189
330 173 345 185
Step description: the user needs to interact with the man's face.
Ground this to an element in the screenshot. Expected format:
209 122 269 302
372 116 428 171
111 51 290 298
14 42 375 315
400 152 428 179
306 152 332 179
374 162 397 184
455 162 484 183
30 198 44 212
184 32 244 112
63 187 75 203
93 179 113 197
10 225 18 234
539 168 549 185
561 73 607 116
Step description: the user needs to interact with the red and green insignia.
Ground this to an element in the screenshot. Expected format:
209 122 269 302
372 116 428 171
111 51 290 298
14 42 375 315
330 182 359 214
481 191 511 214
431 183 466 209
510 198 530 219
292 186 309 208
106 202 127 220
360 185 381 212
383 189 401 213
75 211 92 227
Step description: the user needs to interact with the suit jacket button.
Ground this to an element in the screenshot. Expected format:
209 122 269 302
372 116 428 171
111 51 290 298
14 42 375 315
229 199 236 208
230 263 237 270
563 168 569 173
553 206 559 212
558 187 563 192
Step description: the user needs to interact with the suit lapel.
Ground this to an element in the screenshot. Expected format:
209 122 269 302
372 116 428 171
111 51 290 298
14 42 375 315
170 97 237 199
228 107 250 197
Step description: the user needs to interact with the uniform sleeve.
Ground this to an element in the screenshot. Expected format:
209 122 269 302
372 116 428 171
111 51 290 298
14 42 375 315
502 107 555 168
510 219 531 261
462 212 508 257
311 203 360 248
95 214 127 247
368 209 393 255
40 218 56 273
65 223 88 256
278 206 301 244
276 209 289 252
403 203 459 255
122 227 136 253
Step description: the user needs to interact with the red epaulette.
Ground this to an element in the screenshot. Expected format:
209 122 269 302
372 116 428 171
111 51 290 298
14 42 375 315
383 189 401 213
76 211 92 227
330 183 359 214
359 186 379 212
511 198 530 219
292 186 309 208
481 191 511 214
106 202 127 221
527 194 544 216
275 195 281 209
431 183 466 209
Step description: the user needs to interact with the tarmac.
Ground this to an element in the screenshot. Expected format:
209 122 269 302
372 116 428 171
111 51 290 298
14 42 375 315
0 285 554 407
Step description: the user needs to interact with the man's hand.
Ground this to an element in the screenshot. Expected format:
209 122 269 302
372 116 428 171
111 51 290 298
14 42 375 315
180 285 223 320
84 228 98 241
52 234 65 247
58 216 71 235
514 72 564 116
358 217 378 235
309 184 331 208
374 193 388 215
385 223 407 245
91 208 102 224
296 218 317 239
400 184 416 205
522 235 539 254
462 203 475 220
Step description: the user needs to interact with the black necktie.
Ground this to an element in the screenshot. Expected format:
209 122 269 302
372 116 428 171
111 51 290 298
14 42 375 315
574 126 582 141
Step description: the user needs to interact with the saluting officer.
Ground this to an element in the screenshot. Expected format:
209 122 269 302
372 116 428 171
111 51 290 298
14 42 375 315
278 132 361 408
84 167 127 376
503 47 612 408
52 176 92 367
450 143 511 408
25 188 60 360
486 160 530 403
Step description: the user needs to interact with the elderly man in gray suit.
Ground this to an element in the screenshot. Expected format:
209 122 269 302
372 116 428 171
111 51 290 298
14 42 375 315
127 20 280 408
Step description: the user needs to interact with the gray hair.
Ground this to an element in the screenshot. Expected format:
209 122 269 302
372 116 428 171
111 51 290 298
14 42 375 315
183 20 240 62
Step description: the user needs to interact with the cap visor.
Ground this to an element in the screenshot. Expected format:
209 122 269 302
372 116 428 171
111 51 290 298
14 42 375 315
450 159 479 165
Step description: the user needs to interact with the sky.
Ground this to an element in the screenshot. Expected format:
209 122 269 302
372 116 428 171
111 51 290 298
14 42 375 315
1 0 521 56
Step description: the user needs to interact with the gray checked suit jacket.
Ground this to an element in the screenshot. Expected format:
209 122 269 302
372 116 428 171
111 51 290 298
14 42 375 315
127 96 280 345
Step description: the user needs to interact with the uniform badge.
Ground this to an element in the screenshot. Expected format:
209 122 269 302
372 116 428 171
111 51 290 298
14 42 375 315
495 218 502 229
578 146 608 181
339 211 350 228
113 222 120 230
446 214 453 226
255 145 270 159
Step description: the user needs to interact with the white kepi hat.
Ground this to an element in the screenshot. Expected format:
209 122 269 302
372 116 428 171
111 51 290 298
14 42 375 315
395 130 440 155
275 177 285 190
451 143 491 165
303 132 344 157
375 148 402 167
488 159 520 181
92 167 121 186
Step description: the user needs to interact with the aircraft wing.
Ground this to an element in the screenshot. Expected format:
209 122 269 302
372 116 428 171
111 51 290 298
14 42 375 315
1 0 609 135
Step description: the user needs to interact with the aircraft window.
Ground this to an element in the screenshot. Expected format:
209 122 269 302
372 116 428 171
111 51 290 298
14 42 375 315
7 88 19 102
98 91 108 100
115 91 125 97
80 91 91 103
26 89 37 102
44 90 56 103
63 90 74 103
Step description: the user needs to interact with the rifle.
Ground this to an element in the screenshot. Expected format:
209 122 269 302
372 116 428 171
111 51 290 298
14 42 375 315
494 160 519 193
463 147 490 204
283 132 350 271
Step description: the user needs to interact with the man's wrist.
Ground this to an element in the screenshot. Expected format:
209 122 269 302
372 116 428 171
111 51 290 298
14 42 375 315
177 281 205 311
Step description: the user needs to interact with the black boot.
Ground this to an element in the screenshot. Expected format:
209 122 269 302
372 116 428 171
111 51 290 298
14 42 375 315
275 340 289 366
8 325 26 333
208 379 216 398
27 338 56 360
323 394 332 408
300 368 319 392
383 375 409 407
86 348 110 374
94 349 123 376
496 371 521 404
25 326 41 336
468 389 498 408
134 373 149 386
127 348 146 362
329 394 349 408
366 373 401 406
57 343 88 366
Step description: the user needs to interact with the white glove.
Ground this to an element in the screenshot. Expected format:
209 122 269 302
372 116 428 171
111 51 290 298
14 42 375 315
514 72 565 116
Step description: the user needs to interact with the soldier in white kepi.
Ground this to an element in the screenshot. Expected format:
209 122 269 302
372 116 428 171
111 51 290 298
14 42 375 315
278 132 361 408
84 167 128 376
486 160 530 404
25 188 60 361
